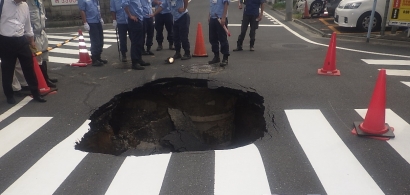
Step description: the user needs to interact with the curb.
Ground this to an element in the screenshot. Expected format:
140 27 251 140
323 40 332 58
272 9 410 48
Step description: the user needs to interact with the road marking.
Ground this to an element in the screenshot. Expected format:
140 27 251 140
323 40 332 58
229 24 281 27
49 56 79 65
214 144 271 195
263 12 410 58
71 33 119 38
50 48 87 55
382 69 410 76
319 18 341 34
47 35 118 43
356 109 410 165
362 59 410 65
48 41 111 49
0 117 52 159
105 153 171 195
285 109 384 195
0 96 32 123
402 81 410 87
2 120 90 195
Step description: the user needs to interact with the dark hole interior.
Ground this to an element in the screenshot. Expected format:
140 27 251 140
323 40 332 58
75 78 267 156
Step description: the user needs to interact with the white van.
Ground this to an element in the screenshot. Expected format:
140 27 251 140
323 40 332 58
334 0 387 31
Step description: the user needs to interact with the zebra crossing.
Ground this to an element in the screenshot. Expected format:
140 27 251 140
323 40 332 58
362 59 410 89
46 30 116 65
1 98 409 194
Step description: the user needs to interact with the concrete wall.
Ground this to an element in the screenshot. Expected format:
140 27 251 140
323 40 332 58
43 0 113 27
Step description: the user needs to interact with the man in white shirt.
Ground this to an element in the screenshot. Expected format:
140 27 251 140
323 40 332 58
0 0 46 104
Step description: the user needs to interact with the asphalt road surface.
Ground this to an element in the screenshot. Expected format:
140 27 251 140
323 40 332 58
1 0 410 195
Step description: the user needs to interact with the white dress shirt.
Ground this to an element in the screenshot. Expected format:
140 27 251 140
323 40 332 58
0 0 34 37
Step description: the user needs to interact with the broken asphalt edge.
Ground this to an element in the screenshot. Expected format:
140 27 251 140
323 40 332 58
272 8 410 48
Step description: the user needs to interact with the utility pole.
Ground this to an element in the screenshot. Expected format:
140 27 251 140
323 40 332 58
366 0 378 42
286 0 293 21
381 0 391 35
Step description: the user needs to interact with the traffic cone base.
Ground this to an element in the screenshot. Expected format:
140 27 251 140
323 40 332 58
70 62 89 67
317 68 340 76
352 121 395 140
192 22 208 57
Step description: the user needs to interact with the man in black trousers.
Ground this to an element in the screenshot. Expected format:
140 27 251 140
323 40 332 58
152 0 174 51
0 0 46 104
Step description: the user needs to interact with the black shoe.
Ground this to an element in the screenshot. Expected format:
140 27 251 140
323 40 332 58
7 97 16 104
250 47 255 51
92 58 104 67
181 53 191 60
220 55 229 67
46 80 56 88
208 55 220 64
146 50 154 55
141 50 149 55
121 54 127 62
49 78 58 83
169 43 175 50
98 58 108 64
132 64 145 70
156 45 163 51
173 52 182 59
138 59 151 66
32 95 46 102
233 47 243 51
21 86 30 91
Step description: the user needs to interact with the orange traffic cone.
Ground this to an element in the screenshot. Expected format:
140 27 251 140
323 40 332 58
71 29 92 67
192 22 208 57
318 32 340 76
302 0 310 19
32 55 57 96
352 69 395 140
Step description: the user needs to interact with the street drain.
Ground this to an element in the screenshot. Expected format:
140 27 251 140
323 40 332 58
75 78 267 156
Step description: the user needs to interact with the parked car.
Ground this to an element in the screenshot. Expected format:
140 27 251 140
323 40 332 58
296 0 327 17
326 0 342 16
334 0 386 31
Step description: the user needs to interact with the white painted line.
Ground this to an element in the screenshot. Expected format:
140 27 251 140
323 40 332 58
214 144 271 195
71 33 119 38
2 120 90 195
50 48 87 55
285 109 384 195
48 41 111 49
356 109 410 164
0 117 52 158
105 153 171 195
0 96 32 123
263 12 410 58
362 59 410 65
49 56 79 65
229 24 281 27
383 69 410 77
47 35 118 43
401 81 410 87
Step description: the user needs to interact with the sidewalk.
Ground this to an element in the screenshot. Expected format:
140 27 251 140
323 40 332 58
273 8 410 48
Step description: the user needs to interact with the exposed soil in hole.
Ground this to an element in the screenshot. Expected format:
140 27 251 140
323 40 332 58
75 78 268 156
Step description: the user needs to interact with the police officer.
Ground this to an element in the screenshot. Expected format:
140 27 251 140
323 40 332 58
78 0 107 66
152 0 174 51
141 0 155 55
208 0 230 67
111 0 129 62
151 0 191 60
233 0 265 51
123 0 151 70
28 0 58 87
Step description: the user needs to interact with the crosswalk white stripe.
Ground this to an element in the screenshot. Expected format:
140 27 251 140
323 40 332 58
49 56 79 64
2 120 90 195
50 48 87 55
362 59 410 65
214 144 271 195
401 81 410 87
383 69 410 76
105 153 171 195
0 117 52 159
72 33 119 38
229 24 281 27
285 109 384 195
48 41 111 48
355 109 410 165
0 96 32 123
47 35 118 43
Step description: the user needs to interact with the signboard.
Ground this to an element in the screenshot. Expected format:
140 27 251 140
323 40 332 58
51 0 77 6
389 0 410 26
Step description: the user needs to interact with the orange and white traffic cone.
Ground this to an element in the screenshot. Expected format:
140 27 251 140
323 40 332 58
32 55 57 95
71 29 92 67
192 22 208 57
318 32 340 76
351 69 395 140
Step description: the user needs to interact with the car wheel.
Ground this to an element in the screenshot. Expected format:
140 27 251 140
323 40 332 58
356 12 382 32
310 0 324 17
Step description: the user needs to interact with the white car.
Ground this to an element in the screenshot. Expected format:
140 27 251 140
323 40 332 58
334 0 386 31
296 0 326 17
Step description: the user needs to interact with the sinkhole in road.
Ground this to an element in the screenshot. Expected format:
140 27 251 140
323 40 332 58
75 78 267 156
